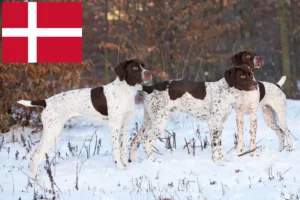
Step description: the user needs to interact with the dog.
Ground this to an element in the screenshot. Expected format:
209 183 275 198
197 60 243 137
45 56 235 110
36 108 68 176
17 59 151 177
231 51 293 154
129 65 257 165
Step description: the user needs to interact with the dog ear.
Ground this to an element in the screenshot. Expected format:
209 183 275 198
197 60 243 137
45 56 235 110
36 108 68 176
224 67 236 87
114 60 127 81
231 55 238 66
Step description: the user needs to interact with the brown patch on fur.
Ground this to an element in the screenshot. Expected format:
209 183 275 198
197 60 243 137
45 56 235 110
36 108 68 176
142 81 169 94
91 87 108 116
225 66 256 91
114 59 147 86
114 60 127 81
224 67 236 87
31 100 47 108
231 51 256 70
168 81 206 100
143 80 206 100
258 81 266 101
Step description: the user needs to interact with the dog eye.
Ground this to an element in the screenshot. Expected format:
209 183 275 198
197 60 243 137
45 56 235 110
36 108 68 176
132 66 139 70
240 75 246 79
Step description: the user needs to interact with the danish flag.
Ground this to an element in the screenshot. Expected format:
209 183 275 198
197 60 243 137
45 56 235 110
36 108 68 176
2 2 82 63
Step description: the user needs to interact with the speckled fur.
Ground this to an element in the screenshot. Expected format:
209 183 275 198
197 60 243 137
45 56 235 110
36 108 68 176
130 78 252 165
18 60 151 177
235 80 293 155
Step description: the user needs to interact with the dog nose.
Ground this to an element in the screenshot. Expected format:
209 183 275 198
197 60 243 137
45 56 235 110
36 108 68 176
257 56 262 61
253 82 258 88
144 71 151 77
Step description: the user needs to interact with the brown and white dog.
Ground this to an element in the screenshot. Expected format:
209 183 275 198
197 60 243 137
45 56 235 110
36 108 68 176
17 59 151 177
231 51 293 155
129 66 257 165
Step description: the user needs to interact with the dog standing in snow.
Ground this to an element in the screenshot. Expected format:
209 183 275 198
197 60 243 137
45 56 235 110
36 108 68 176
129 65 258 165
17 59 151 177
231 51 293 154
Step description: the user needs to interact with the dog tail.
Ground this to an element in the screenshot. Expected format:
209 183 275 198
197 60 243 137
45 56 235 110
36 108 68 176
276 76 286 88
17 100 46 108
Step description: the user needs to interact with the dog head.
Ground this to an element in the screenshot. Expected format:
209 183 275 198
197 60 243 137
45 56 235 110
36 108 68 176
114 59 152 86
224 65 257 91
231 51 263 70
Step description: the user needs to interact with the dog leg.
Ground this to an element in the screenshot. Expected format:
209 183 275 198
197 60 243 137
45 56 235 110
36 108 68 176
109 124 125 170
249 113 258 156
30 120 64 178
209 124 225 165
129 111 151 162
143 113 169 162
236 113 244 155
276 110 293 151
262 105 284 151
119 114 133 168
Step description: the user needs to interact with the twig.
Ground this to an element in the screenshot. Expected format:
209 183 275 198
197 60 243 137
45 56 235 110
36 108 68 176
184 138 190 154
192 139 196 156
75 163 79 190
78 136 89 157
152 145 160 152
281 167 292 177
152 150 163 155
172 132 176 149
49 146 62 166
93 131 98 156
238 146 261 157
226 146 235 154
166 135 173 152
19 169 46 190
44 154 62 195
10 169 14 197
88 131 98 158
45 154 55 195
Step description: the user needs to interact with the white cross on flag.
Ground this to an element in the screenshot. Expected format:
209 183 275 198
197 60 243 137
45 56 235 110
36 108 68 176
2 2 82 63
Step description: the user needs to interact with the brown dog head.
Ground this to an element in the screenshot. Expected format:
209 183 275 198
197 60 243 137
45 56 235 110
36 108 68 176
224 65 257 91
231 51 263 70
114 59 152 86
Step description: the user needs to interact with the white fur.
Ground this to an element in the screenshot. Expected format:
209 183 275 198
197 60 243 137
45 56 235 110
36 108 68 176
277 76 286 87
253 56 264 68
18 77 146 178
129 78 251 165
17 100 34 107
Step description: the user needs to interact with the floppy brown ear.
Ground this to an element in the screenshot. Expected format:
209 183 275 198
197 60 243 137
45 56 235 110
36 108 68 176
231 55 238 66
224 68 236 87
114 60 127 81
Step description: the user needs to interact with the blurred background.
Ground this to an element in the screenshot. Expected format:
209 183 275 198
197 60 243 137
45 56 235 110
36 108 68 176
0 0 300 132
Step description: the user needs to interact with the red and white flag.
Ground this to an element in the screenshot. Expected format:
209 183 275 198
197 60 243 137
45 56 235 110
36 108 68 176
2 2 82 63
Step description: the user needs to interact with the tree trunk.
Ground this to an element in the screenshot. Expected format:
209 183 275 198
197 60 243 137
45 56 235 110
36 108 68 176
278 0 291 97
0 1 2 62
104 0 110 83
290 0 298 93
243 0 252 50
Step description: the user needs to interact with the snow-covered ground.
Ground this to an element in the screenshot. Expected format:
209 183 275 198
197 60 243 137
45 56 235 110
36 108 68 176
0 100 300 200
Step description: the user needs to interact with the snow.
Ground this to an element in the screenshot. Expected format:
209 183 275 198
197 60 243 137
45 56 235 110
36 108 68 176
0 100 300 200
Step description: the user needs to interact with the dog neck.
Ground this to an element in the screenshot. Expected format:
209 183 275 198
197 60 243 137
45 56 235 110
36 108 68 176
113 77 142 91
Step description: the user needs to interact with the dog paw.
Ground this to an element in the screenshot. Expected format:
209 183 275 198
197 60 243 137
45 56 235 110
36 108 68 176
149 155 159 163
123 163 128 170
128 154 136 163
121 159 129 167
115 160 126 170
216 158 225 166
236 149 243 156
213 155 225 166
287 146 293 152
279 146 284 152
